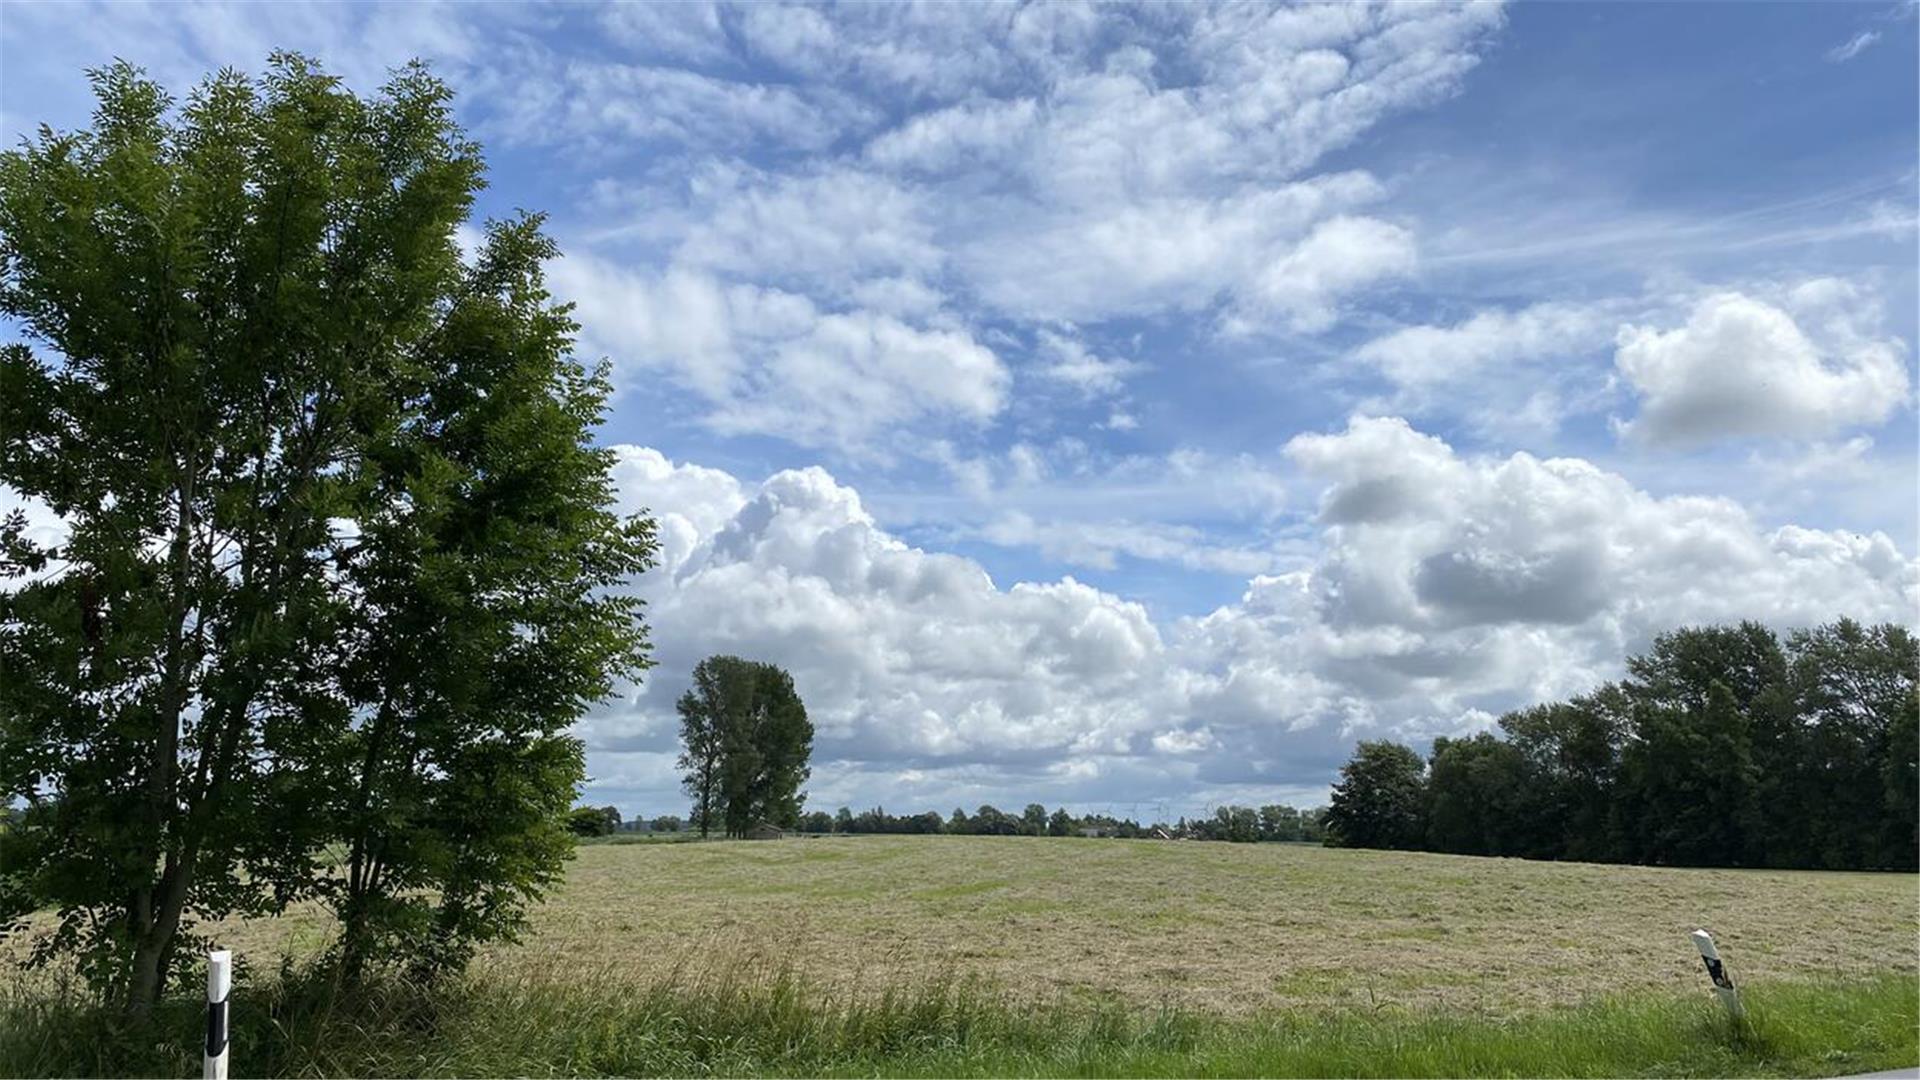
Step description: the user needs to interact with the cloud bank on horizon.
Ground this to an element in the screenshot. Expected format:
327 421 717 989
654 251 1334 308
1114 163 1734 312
4 0 1915 817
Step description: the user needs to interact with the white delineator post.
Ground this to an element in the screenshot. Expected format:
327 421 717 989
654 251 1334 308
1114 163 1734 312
204 949 232 1080
1690 929 1744 1021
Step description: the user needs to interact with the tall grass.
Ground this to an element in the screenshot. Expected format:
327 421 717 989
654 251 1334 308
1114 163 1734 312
1 961 1912 1078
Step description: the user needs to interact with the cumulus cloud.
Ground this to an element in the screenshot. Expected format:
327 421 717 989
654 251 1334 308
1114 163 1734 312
1282 415 1914 637
1615 286 1910 446
591 454 1176 769
580 422 1916 812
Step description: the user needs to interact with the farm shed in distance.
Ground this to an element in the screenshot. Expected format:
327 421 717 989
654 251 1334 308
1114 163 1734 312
746 822 785 841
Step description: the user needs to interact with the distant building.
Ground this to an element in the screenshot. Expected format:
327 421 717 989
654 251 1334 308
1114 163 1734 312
746 821 785 841
1079 825 1108 838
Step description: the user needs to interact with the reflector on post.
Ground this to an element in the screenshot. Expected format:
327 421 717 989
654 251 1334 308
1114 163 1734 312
204 949 231 1080
1690 929 1744 1021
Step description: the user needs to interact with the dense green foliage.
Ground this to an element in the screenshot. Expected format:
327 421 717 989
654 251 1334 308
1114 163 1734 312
1 961 1911 1078
0 56 654 1012
327 208 655 984
566 807 622 838
1326 742 1430 850
1327 619 1918 869
676 656 813 837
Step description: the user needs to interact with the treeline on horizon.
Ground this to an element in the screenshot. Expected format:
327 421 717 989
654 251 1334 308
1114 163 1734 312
794 802 1333 841
587 802 1332 843
1323 619 1917 871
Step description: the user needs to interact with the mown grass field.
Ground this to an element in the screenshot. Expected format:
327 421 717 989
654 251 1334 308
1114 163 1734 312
5 835 1917 1077
210 833 1919 1013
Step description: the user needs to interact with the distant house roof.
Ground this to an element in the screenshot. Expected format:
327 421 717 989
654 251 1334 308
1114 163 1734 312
746 821 785 840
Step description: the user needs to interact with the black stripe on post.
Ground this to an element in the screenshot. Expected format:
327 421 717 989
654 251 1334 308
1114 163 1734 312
205 996 229 1058
1700 954 1734 990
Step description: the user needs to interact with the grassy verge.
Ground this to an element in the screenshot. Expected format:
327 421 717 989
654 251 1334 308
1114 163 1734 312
2 963 1912 1078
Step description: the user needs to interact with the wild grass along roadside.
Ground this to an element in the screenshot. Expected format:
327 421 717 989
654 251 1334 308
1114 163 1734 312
1 962 1912 1078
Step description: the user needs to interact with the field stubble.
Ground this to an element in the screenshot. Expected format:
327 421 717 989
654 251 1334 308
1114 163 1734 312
201 834 1917 1016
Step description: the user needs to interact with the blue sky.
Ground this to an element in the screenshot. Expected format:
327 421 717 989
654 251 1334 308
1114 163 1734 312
3 1 1915 821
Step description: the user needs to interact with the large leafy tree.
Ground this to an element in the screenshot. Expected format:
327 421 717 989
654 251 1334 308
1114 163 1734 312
676 656 811 838
1785 620 1918 869
1325 741 1427 850
676 656 750 838
0 57 653 1012
1614 682 1764 866
742 663 811 832
1497 686 1629 862
1612 625 1778 866
1424 733 1528 857
325 215 655 982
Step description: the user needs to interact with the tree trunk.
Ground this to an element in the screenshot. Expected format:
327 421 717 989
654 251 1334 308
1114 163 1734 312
123 851 194 1018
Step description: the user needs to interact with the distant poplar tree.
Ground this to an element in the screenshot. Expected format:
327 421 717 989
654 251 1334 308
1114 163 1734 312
746 664 812 830
676 657 743 838
677 656 811 837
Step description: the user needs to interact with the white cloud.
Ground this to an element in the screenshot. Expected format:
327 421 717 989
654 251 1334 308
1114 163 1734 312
479 60 877 157
1826 30 1882 62
1348 300 1623 439
566 1 1503 355
598 2 733 66
550 254 1008 453
878 440 1297 542
1281 415 1915 638
671 166 943 297
973 512 1277 576
866 98 1040 173
1031 331 1147 398
1355 302 1613 391
606 447 747 576
1750 435 1878 484
961 174 1406 326
1237 214 1417 333
731 3 1059 101
591 452 1177 773
1615 287 1910 446
581 424 1916 810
